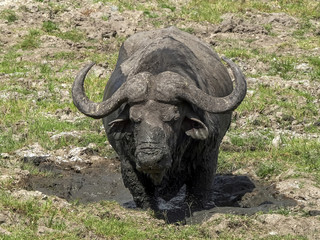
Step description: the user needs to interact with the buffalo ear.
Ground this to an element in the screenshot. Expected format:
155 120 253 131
183 117 209 140
107 105 130 140
108 118 129 140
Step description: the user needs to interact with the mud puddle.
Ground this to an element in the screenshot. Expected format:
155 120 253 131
21 159 296 224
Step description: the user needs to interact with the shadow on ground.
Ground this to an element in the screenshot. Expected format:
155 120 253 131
21 159 296 224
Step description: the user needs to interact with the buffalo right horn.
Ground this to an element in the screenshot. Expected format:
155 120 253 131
72 63 129 119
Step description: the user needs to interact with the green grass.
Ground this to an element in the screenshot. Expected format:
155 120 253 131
42 20 59 33
159 1 176 12
57 29 85 42
20 29 41 50
220 136 320 181
0 190 75 238
47 2 68 14
256 161 281 179
20 162 54 177
308 56 320 81
0 50 29 74
223 48 254 59
0 43 118 154
0 9 18 23
46 51 76 60
93 0 320 23
236 84 318 128
0 190 209 239
179 0 320 24
0 1 319 239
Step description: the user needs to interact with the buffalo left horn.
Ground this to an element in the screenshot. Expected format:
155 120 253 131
177 56 247 113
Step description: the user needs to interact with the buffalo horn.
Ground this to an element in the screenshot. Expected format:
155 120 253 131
72 63 128 119
178 57 247 113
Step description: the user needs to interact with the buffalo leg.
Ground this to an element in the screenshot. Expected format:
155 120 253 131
120 160 158 209
185 152 218 209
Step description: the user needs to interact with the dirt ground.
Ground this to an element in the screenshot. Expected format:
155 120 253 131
1 0 320 238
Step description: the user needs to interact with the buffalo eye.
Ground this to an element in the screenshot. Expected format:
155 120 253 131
129 108 143 123
161 113 180 122
130 114 142 123
129 115 142 123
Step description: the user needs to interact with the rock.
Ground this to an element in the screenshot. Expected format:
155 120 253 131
37 226 54 234
55 107 75 121
295 63 311 72
50 131 81 142
0 153 10 159
272 134 282 148
314 120 320 127
0 213 7 224
111 5 118 12
309 210 320 216
0 226 11 236
93 66 107 78
11 189 47 201
15 143 50 165
101 30 117 39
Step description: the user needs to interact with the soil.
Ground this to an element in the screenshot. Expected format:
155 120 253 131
17 145 297 224
1 0 320 238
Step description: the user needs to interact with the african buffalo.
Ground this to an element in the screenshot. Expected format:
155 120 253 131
72 26 246 209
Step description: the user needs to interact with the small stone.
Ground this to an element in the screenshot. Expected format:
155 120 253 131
37 226 54 234
309 210 320 216
275 111 283 118
282 114 294 122
111 6 118 12
102 30 117 39
314 121 320 127
50 131 81 142
87 143 97 150
272 134 282 148
0 226 11 236
0 153 10 159
0 213 6 224
295 63 311 72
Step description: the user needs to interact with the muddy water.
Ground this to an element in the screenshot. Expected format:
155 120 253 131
22 159 296 224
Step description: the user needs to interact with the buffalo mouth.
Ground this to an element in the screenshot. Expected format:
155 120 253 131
135 145 171 185
147 171 166 185
136 160 167 185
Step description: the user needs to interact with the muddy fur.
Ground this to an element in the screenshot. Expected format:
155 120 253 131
100 27 245 209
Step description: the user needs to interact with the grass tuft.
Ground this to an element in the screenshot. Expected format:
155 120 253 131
1 9 18 23
20 29 41 50
57 29 85 42
42 20 59 33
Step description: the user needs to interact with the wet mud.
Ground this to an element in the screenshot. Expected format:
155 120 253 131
21 159 296 224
